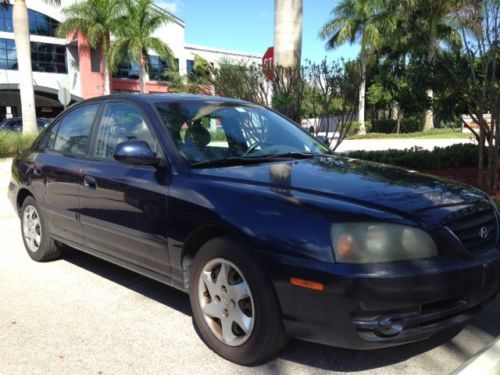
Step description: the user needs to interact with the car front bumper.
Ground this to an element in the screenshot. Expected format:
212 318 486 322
262 249 500 349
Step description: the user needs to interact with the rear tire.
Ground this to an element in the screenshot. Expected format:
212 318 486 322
20 196 62 262
189 236 288 365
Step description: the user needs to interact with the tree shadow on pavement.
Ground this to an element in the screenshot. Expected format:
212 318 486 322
60 246 484 373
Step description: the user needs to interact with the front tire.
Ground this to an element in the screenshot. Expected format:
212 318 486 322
189 236 288 365
20 196 62 262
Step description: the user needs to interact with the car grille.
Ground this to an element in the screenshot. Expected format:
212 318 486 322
445 208 498 254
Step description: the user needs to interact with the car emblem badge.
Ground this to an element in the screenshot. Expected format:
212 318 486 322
479 226 490 240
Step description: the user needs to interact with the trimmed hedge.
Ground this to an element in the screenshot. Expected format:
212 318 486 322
345 143 478 169
371 117 423 134
0 131 38 158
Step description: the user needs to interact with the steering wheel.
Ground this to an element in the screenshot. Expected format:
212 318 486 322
243 141 267 156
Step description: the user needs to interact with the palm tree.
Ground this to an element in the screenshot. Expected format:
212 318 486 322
403 0 463 131
110 0 174 94
57 0 125 95
274 0 303 67
320 0 391 135
9 0 60 134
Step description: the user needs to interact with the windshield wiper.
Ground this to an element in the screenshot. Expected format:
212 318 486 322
269 152 317 159
191 156 274 168
191 153 317 168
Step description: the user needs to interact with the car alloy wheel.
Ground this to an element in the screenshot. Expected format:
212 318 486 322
22 205 42 253
198 258 255 346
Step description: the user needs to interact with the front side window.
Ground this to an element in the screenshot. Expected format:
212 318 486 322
51 104 99 156
154 101 329 164
95 102 157 159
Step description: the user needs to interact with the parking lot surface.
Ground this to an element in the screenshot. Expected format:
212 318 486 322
1 157 499 375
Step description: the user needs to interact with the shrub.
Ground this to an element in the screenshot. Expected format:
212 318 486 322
371 119 397 133
345 143 478 169
343 121 372 136
371 117 423 134
400 117 422 133
0 131 38 158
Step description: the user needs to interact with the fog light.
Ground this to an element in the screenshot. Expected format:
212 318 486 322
376 316 404 336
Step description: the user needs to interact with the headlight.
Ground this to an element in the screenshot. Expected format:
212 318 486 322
331 223 437 264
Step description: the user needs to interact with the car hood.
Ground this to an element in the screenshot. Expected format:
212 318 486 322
191 155 489 215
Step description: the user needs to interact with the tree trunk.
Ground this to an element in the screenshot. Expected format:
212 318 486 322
423 37 436 132
13 0 37 134
101 33 111 95
396 109 403 134
103 57 111 95
139 52 148 94
422 89 434 131
478 117 486 189
357 52 367 135
274 0 302 68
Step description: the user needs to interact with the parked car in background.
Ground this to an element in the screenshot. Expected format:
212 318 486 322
0 117 51 132
7 94 500 365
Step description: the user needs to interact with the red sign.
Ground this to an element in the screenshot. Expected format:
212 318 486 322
262 47 274 80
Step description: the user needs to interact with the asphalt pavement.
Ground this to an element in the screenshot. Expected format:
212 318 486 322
1 153 499 375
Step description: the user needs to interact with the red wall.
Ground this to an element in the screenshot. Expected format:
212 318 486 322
75 33 106 99
112 79 170 94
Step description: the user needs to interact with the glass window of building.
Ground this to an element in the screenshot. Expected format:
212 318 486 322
31 42 67 73
0 6 13 33
0 39 17 70
91 48 101 73
0 38 67 73
0 5 60 36
28 9 59 36
113 56 178 81
186 59 194 75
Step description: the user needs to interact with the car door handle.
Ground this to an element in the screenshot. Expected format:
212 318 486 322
33 166 42 176
83 175 97 189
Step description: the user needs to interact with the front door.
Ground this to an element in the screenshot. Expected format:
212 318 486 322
79 101 170 275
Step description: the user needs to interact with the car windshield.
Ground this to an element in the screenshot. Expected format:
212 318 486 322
154 100 330 166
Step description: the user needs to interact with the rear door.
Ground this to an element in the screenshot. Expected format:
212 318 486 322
35 103 101 246
79 100 170 275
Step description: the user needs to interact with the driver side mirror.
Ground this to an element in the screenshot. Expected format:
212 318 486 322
113 140 160 166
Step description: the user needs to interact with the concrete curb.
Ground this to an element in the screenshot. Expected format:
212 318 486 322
452 336 500 374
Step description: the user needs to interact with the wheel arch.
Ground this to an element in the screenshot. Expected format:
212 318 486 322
180 225 255 291
16 188 35 213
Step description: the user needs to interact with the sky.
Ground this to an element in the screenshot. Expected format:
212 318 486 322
155 0 359 63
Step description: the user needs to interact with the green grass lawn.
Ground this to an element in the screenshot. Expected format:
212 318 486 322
348 128 474 140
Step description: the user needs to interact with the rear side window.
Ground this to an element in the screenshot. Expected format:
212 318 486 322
47 104 99 156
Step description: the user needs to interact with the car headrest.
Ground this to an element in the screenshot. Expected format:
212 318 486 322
185 121 210 147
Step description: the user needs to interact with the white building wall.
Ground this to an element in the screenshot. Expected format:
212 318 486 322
184 44 261 68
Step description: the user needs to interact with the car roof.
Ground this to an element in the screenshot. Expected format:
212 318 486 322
73 93 252 107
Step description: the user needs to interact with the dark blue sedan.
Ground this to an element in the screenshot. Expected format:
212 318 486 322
7 94 500 365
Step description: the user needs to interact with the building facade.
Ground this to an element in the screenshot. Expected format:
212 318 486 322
0 0 261 119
